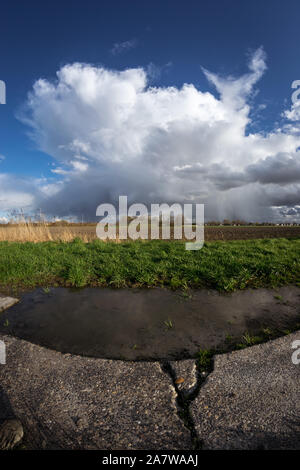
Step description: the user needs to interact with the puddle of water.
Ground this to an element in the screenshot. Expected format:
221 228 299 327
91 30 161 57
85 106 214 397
0 286 299 360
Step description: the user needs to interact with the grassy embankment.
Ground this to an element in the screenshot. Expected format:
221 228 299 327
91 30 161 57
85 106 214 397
0 237 299 291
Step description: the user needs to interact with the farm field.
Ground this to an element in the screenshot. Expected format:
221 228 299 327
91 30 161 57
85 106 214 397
49 224 300 242
45 224 300 242
1 223 300 242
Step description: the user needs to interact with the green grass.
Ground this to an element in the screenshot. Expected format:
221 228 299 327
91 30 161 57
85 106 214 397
197 322 300 368
0 237 299 291
164 318 174 329
197 349 214 372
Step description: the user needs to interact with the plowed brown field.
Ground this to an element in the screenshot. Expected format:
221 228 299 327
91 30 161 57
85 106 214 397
47 224 300 241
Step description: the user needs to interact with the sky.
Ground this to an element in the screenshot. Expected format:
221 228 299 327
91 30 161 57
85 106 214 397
1 0 300 222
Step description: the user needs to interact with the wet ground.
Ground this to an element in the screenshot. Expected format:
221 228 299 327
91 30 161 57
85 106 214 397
0 286 299 360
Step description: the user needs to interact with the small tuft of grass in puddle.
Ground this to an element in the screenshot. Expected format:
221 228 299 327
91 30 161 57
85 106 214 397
273 294 288 305
242 331 263 346
225 334 233 343
180 289 192 300
262 327 273 336
164 318 174 330
274 294 283 301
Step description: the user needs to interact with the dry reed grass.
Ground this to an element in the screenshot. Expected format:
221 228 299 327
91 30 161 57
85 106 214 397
0 222 91 243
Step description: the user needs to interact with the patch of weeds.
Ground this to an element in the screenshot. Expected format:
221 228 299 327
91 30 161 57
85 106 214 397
199 323 300 369
3 319 9 327
225 334 233 343
282 329 292 335
42 287 50 294
63 260 92 287
197 349 214 373
242 331 263 346
262 327 273 338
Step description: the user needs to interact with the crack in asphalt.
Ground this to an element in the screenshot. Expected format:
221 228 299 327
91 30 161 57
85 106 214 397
160 360 213 450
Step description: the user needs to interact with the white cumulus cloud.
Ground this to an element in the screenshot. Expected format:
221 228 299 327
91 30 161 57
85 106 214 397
9 47 300 221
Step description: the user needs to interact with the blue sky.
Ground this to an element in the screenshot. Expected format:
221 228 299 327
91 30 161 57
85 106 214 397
1 0 300 221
